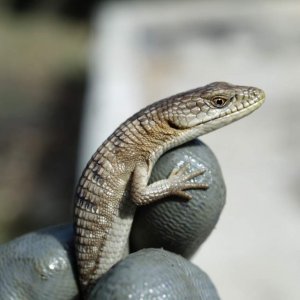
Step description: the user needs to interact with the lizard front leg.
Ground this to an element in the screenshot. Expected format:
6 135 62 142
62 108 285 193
131 161 208 206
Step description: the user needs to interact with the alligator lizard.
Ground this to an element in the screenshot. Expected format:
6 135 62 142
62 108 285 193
74 81 265 296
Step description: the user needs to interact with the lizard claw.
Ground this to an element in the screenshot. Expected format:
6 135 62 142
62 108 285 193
169 162 190 177
173 190 193 201
184 168 206 182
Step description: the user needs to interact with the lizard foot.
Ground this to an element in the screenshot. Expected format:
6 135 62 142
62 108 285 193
168 163 209 200
131 162 208 205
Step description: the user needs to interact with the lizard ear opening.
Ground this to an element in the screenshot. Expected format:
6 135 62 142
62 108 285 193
167 119 185 130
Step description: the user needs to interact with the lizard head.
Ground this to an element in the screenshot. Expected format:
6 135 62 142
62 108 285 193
165 81 265 136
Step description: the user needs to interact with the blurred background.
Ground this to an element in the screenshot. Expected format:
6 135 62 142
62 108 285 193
0 1 299 299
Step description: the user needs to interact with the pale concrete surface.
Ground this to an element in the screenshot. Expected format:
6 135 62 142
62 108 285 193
79 2 300 299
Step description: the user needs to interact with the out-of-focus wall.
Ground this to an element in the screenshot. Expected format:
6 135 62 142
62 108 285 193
80 2 300 300
0 4 89 241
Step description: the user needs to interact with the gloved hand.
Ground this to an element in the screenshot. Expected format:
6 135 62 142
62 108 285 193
0 140 225 300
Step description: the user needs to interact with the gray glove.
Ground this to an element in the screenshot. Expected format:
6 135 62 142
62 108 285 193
0 140 225 300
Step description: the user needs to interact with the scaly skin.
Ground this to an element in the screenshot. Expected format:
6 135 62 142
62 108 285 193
74 82 265 296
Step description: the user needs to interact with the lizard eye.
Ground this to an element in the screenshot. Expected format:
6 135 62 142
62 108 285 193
211 97 228 108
